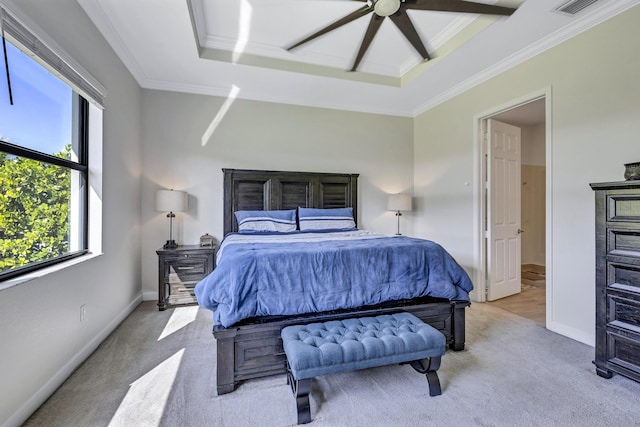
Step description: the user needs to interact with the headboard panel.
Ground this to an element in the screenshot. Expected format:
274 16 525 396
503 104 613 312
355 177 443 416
223 169 359 235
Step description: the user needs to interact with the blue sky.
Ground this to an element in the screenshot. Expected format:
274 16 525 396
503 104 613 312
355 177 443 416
0 39 72 156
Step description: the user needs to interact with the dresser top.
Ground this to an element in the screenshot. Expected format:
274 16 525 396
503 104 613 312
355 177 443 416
590 180 640 190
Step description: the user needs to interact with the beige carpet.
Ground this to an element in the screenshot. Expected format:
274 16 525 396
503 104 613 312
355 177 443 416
25 301 640 426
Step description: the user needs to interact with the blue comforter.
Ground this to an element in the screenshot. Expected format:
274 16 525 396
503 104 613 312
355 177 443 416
195 230 473 327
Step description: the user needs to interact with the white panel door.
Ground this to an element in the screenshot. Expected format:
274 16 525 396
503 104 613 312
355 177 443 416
487 119 522 301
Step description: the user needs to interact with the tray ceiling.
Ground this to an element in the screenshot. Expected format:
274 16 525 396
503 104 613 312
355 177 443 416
77 0 639 116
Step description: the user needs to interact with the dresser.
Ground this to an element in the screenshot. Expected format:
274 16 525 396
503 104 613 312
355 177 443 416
156 245 215 310
590 180 640 383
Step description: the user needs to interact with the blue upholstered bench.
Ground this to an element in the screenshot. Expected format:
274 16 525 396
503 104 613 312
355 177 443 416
281 312 446 424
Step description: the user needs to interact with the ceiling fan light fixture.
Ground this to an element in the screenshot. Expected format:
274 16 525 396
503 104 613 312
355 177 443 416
287 0 518 72
374 0 401 17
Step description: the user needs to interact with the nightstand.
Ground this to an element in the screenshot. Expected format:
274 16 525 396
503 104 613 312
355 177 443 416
156 245 215 310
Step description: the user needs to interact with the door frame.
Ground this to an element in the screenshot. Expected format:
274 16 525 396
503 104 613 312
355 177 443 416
472 87 553 328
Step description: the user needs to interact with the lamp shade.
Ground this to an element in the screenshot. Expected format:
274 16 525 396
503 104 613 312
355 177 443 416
387 194 412 212
156 189 188 212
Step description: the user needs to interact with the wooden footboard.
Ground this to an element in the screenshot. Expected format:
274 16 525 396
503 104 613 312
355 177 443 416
212 299 468 395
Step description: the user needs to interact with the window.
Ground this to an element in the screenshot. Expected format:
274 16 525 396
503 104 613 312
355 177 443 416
0 5 105 282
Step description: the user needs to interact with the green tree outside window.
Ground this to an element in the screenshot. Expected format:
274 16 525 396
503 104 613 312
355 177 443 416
0 145 71 272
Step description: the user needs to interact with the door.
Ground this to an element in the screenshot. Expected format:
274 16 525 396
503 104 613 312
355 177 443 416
487 119 522 301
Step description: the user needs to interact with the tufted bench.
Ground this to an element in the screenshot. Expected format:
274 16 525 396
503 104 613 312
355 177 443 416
281 312 446 424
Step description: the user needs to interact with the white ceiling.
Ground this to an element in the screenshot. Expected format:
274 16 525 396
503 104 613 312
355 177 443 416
77 0 639 117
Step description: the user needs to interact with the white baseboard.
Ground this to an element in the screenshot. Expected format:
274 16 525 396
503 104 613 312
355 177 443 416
548 320 595 347
142 290 158 301
3 295 143 427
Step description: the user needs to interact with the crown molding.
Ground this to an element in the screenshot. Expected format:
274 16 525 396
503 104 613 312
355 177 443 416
77 0 150 87
142 78 414 118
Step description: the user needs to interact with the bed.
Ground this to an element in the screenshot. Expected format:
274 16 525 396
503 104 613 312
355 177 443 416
198 168 472 395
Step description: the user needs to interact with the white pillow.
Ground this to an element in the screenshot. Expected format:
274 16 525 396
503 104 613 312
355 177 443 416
298 207 356 231
235 209 297 232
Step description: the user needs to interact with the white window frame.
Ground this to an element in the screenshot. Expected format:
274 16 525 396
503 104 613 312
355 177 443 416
0 1 105 289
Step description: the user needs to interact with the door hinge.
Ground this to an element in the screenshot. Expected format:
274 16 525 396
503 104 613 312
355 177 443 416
484 280 489 300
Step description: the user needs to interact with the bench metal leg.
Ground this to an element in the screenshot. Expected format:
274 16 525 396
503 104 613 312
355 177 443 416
287 368 312 424
409 356 442 396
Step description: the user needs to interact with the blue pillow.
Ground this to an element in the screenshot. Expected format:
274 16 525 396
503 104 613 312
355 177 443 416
298 207 356 231
235 209 297 232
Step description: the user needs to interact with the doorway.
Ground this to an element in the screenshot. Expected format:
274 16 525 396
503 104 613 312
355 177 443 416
475 92 550 326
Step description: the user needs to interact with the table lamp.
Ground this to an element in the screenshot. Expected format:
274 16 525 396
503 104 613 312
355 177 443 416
156 189 188 249
387 194 412 235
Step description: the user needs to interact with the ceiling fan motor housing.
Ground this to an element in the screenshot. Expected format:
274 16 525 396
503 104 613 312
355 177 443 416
374 0 402 17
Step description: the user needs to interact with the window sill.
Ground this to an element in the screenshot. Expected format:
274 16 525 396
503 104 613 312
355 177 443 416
0 252 103 292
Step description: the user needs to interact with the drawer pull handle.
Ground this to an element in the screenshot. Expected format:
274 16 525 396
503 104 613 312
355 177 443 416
177 266 195 270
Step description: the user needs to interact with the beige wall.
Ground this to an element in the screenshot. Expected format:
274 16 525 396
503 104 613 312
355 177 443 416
0 1 142 426
414 5 640 345
522 123 546 167
140 91 414 300
521 164 546 266
521 123 546 265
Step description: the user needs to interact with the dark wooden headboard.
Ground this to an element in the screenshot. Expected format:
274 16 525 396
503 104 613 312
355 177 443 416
223 168 359 236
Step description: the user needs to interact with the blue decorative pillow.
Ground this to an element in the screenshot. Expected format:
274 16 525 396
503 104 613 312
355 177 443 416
235 209 297 232
298 207 356 231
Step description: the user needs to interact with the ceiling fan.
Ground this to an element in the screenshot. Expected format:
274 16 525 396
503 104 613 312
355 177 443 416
286 0 518 72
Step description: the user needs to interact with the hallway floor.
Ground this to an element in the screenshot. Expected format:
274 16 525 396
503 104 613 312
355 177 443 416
486 264 546 324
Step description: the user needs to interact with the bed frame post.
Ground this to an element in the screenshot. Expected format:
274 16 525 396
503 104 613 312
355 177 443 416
451 301 468 351
213 326 238 395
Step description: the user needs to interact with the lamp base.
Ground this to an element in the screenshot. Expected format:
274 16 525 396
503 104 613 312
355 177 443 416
163 240 178 249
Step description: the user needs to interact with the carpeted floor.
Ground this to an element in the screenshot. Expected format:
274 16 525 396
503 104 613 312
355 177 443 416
24 301 640 427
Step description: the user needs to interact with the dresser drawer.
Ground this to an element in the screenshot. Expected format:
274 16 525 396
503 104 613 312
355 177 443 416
606 329 640 375
608 292 640 333
607 263 640 294
607 229 640 258
607 194 640 222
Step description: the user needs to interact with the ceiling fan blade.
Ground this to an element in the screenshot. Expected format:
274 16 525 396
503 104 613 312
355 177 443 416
404 0 516 16
350 14 384 72
389 9 430 60
287 5 373 51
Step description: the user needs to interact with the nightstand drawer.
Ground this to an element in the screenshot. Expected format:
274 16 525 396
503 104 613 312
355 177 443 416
163 252 211 263
163 258 208 278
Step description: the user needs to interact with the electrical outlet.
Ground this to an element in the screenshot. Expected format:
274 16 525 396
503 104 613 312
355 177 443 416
80 304 87 322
